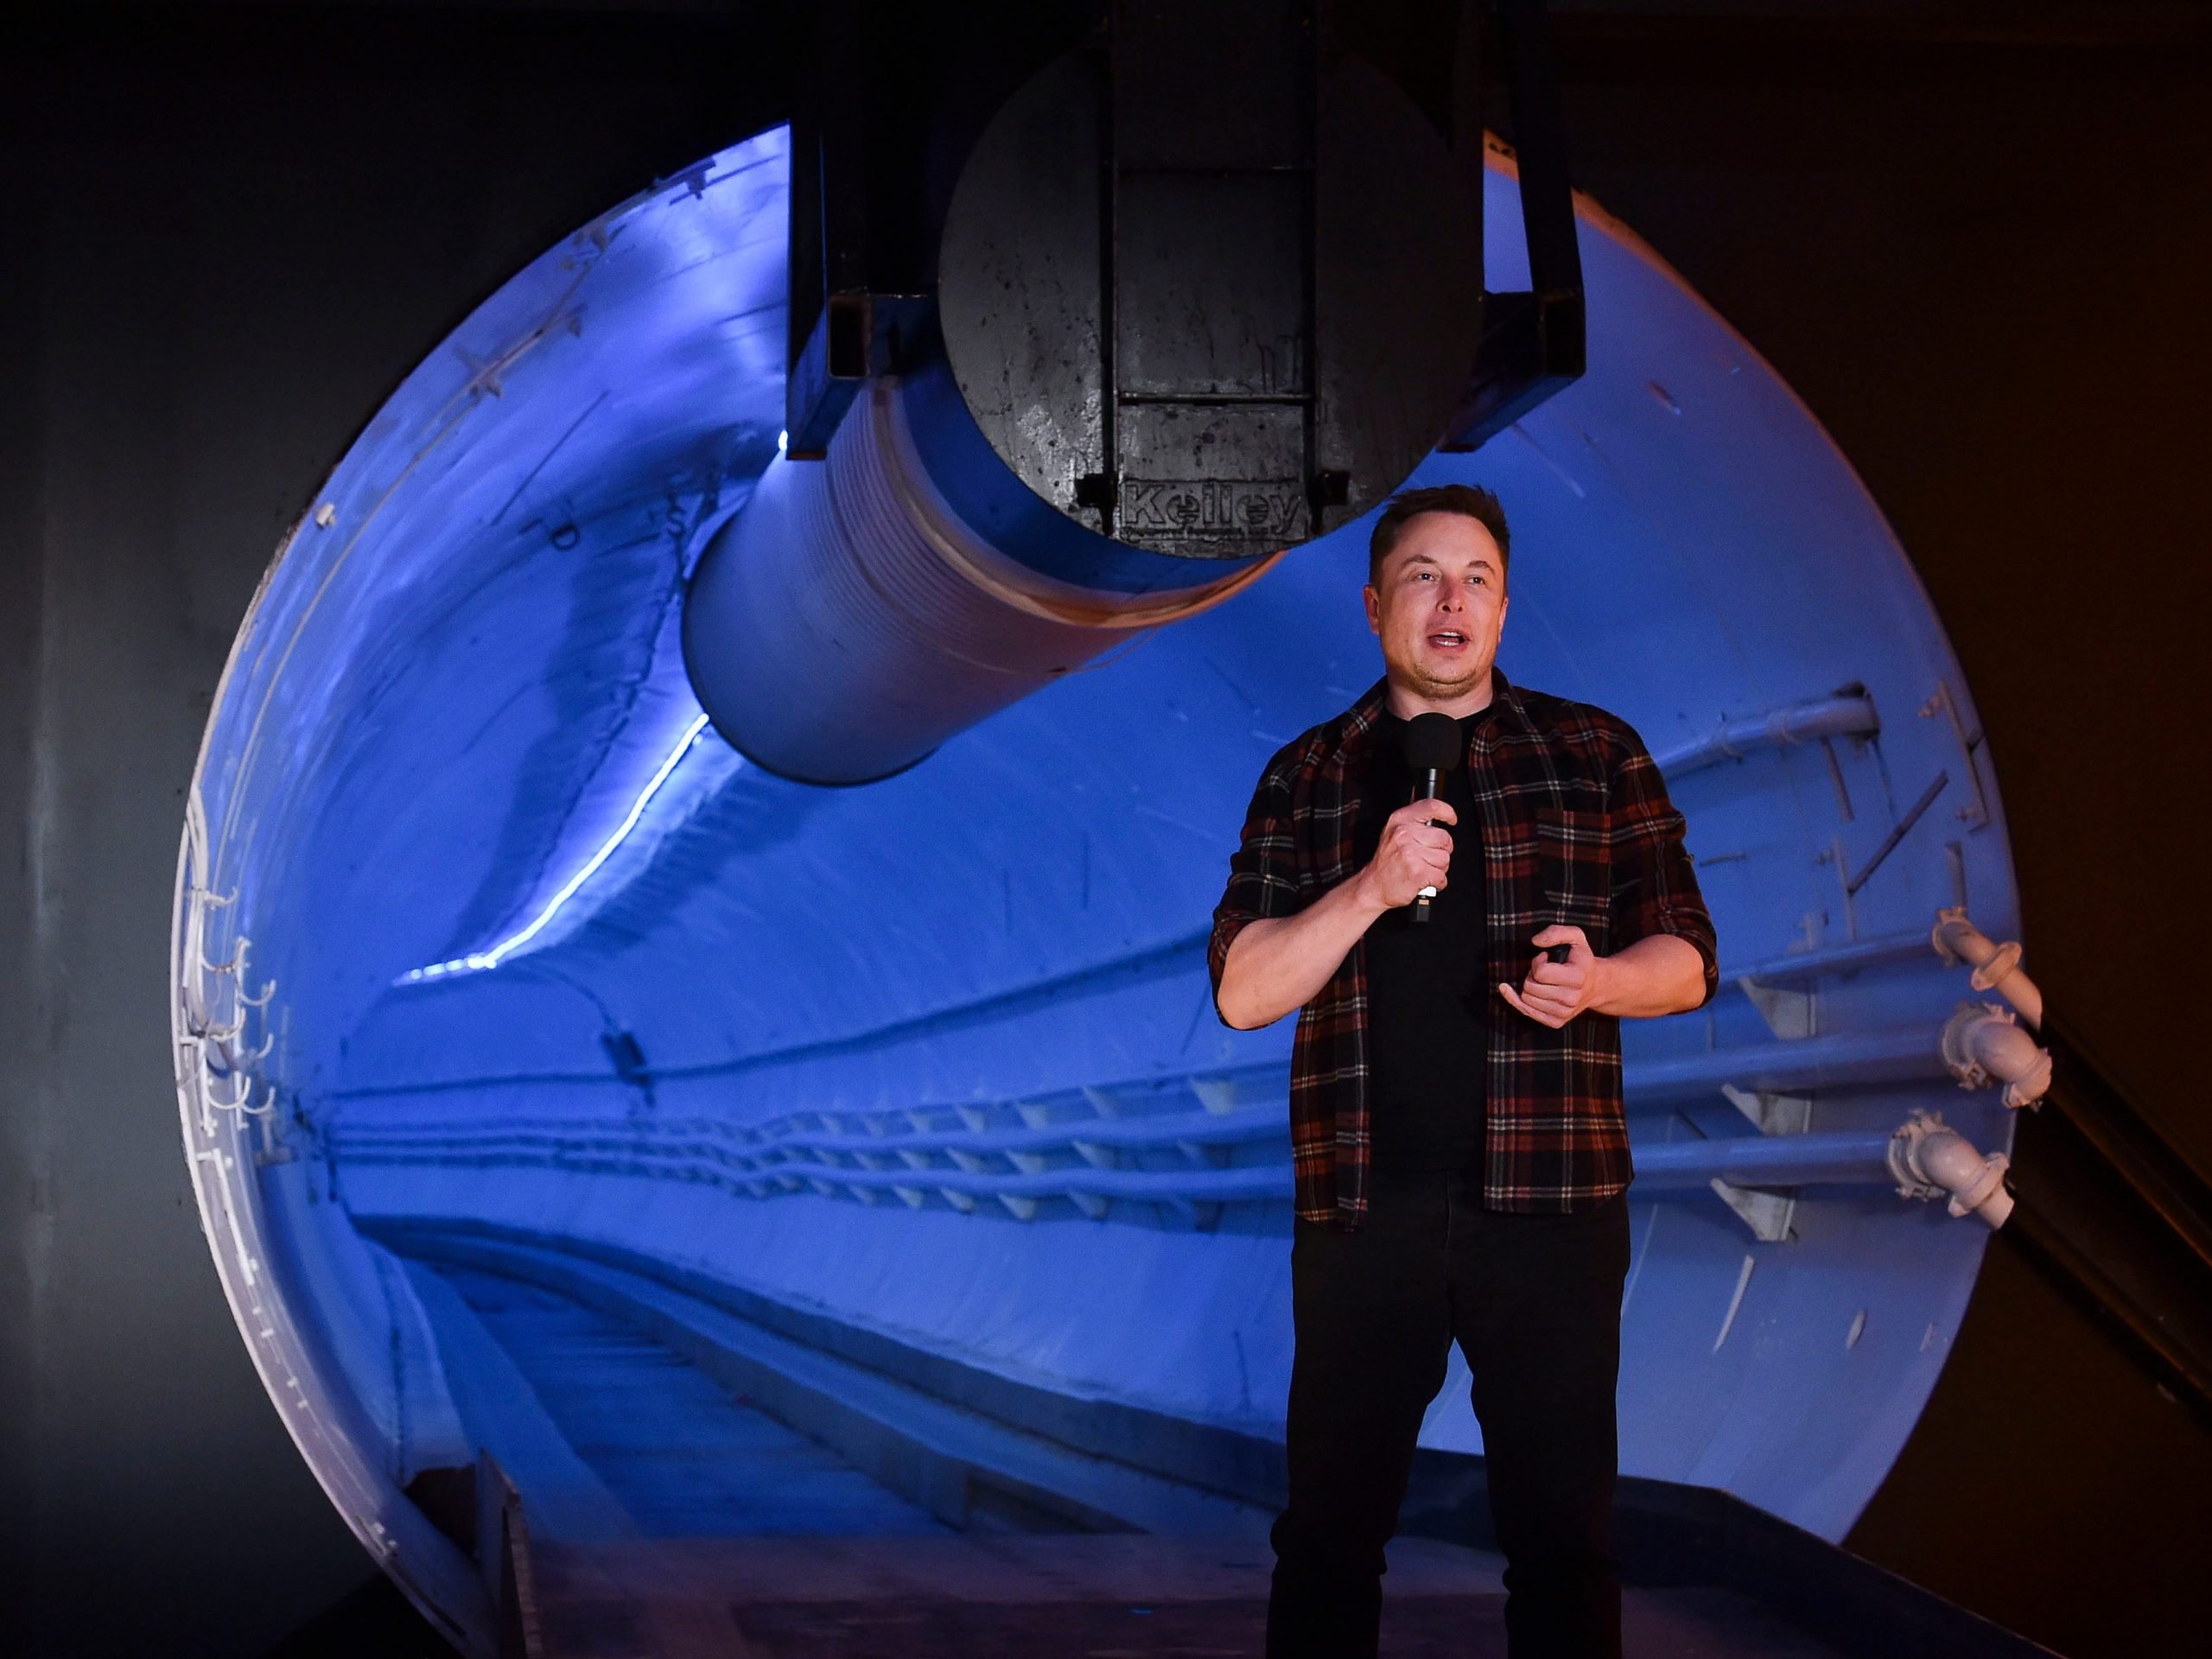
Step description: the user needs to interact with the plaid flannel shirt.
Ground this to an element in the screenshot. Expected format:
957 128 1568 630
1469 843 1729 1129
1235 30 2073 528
1208 668 1719 1226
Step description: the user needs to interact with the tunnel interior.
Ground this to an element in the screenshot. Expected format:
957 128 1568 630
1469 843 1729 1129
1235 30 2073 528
172 118 2032 1649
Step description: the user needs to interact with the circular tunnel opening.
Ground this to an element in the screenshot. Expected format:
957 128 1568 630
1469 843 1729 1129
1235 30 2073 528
173 122 2032 1649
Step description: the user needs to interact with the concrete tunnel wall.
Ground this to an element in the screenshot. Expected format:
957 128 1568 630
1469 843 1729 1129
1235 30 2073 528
172 121 2027 1630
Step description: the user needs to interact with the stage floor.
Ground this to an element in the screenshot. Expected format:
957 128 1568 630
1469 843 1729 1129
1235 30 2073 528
524 1533 1854 1657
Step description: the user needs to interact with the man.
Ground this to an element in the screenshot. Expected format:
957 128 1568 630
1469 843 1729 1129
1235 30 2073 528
1209 483 1719 1659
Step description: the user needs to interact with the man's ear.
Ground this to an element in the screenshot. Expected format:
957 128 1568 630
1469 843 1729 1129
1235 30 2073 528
1363 584 1380 634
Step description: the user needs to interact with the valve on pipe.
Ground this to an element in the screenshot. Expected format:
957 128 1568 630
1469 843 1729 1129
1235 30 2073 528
1932 905 2045 1027
685 0 1583 783
1890 1113 2015 1230
1942 1001 2055 1111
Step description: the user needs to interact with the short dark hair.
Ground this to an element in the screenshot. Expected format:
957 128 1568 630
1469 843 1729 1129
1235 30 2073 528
1367 483 1511 586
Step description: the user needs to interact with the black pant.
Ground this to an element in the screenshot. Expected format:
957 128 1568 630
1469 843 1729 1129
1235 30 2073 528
1266 1170 1632 1659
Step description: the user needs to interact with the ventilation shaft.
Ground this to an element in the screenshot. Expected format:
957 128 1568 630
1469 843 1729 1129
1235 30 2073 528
682 0 1577 783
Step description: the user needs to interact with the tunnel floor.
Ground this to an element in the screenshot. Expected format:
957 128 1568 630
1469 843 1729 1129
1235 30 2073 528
404 1253 1862 1657
433 1266 952 1538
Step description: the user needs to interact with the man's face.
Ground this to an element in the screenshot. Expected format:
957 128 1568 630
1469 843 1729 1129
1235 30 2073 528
1363 512 1509 705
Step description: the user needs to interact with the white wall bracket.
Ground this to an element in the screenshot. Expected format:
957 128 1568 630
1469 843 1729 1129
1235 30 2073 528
1711 1178 1797 1243
1722 1082 1813 1137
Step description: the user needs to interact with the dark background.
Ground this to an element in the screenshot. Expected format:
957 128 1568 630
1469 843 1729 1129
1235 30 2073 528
3 3 2208 1656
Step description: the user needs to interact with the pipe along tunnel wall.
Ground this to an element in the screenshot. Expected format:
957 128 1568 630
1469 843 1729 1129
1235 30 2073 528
174 124 2030 1648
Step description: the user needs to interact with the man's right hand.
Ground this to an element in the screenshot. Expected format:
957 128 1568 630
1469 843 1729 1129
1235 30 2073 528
1216 798 1459 1029
1363 798 1457 909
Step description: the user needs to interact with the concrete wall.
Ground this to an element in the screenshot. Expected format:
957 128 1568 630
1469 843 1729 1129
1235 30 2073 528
2 10 790 1654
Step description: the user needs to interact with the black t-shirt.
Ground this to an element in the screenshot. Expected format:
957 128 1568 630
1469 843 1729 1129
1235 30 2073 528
1354 698 1515 1176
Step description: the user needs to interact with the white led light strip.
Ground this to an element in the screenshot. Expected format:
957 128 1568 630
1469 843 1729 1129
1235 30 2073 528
399 711 714 984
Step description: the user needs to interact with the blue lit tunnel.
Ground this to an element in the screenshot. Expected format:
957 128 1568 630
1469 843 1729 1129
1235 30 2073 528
174 124 2029 1649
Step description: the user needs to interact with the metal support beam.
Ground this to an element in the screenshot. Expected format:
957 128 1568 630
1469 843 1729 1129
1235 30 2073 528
1440 0 1586 449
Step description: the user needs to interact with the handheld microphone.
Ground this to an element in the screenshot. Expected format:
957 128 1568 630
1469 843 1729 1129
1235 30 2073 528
1401 713 1464 925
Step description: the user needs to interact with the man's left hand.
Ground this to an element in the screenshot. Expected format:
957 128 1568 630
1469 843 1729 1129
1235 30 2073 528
1497 925 1605 1027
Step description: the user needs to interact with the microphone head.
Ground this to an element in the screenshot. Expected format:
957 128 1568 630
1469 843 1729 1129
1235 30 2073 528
1402 711 1464 774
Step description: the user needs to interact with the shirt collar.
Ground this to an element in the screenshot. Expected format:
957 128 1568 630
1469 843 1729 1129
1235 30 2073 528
1338 664 1530 764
